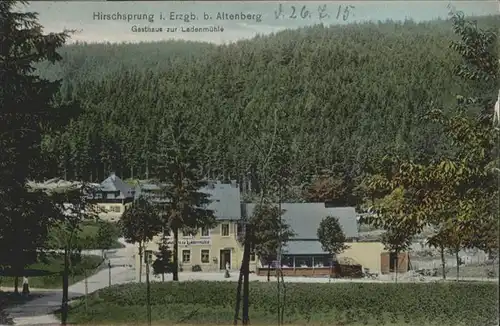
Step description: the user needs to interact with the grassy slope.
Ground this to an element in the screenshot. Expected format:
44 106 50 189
48 221 124 250
79 222 124 249
0 255 103 289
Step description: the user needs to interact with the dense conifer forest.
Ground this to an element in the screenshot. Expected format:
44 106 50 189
35 17 500 203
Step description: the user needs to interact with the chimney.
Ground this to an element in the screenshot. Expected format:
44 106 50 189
110 172 116 181
231 180 237 188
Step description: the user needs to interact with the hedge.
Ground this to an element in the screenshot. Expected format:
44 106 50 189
67 281 499 325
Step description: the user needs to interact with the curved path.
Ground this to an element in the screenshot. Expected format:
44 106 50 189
3 238 136 325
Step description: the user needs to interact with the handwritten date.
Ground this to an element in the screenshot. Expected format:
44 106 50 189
274 4 354 21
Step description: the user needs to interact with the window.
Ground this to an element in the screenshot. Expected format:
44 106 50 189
201 249 210 263
295 257 313 268
111 206 121 213
312 256 331 268
281 256 294 268
144 250 153 264
182 250 191 263
221 224 229 236
201 227 209 237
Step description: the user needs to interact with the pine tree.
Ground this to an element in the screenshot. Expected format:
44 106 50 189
155 110 216 281
152 235 173 281
0 0 70 294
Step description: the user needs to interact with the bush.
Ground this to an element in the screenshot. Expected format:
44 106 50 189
191 265 202 272
70 281 498 325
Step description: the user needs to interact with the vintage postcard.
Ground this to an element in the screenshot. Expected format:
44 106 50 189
1 1 498 326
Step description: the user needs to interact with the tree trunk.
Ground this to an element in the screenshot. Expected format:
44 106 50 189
242 225 251 325
14 276 19 294
329 259 333 282
394 251 398 283
440 245 446 280
84 269 88 313
145 255 151 326
455 250 460 281
173 227 179 281
233 267 244 325
138 243 143 283
267 262 271 282
61 248 70 325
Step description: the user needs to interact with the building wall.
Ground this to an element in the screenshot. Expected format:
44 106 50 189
380 252 409 274
94 202 130 222
337 242 385 272
135 220 258 281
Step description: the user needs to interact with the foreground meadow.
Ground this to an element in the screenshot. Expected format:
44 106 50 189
61 281 499 326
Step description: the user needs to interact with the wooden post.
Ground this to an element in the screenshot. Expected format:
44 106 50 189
146 256 151 326
108 260 111 287
84 269 88 313
329 258 333 283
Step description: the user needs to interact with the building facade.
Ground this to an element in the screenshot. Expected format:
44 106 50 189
245 203 386 273
91 172 135 222
135 181 257 281
27 173 135 223
134 183 390 281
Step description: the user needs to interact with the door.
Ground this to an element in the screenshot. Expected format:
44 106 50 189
220 249 231 270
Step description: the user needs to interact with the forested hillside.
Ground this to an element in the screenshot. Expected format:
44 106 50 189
38 17 500 203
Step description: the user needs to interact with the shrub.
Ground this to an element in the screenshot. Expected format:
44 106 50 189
191 265 202 272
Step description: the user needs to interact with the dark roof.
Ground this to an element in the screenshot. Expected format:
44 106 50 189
201 182 241 220
245 203 358 255
99 173 134 199
134 181 242 220
283 240 327 255
245 203 358 239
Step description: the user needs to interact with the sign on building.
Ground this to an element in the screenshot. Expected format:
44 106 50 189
166 239 211 246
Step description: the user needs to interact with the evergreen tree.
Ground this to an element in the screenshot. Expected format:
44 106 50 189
152 235 173 282
31 16 500 204
0 0 70 294
154 110 216 281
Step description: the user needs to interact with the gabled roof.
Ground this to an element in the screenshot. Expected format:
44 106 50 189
99 173 134 199
201 182 241 220
244 203 358 240
283 240 326 255
134 181 242 220
244 203 358 256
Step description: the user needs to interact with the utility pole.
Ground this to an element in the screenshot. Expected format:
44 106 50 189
242 224 251 325
277 181 282 326
108 260 111 287
84 269 88 313
277 181 282 267
146 255 152 326
61 249 69 326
